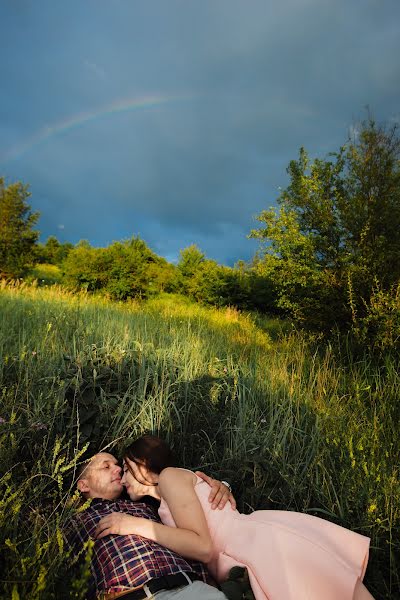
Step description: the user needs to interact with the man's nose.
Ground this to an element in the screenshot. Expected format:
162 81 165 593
114 465 122 475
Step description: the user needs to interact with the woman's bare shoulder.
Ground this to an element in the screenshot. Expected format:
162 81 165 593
159 467 196 487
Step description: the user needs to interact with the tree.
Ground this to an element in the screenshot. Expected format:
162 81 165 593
106 239 154 299
62 242 109 291
250 118 400 330
0 177 40 278
177 245 205 278
36 236 73 264
62 236 173 300
186 259 227 305
342 121 400 289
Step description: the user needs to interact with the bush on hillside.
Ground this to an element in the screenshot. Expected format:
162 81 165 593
176 247 276 312
350 281 400 353
63 237 177 300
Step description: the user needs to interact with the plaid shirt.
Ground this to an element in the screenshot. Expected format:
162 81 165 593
67 498 208 598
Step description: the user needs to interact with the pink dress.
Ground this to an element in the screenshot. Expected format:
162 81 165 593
158 472 370 600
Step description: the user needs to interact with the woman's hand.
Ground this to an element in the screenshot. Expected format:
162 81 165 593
95 513 145 539
195 472 236 510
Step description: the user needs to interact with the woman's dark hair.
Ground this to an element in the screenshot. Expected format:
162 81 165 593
124 434 176 474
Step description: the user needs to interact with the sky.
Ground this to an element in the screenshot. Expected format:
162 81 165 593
1 0 399 266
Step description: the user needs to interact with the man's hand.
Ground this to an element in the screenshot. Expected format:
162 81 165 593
95 513 144 539
195 472 236 510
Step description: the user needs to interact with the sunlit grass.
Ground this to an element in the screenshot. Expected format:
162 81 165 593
0 282 398 598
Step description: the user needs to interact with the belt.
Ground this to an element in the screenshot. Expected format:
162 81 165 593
104 572 202 600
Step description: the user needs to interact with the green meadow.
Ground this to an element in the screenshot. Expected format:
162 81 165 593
0 282 399 599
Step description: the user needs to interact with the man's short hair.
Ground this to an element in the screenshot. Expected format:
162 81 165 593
76 458 92 480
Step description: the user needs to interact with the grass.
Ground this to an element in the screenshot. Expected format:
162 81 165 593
27 263 63 285
0 281 399 598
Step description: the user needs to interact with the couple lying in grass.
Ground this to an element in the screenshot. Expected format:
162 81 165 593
70 434 374 600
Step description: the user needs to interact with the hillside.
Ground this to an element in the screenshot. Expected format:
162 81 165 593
0 282 398 598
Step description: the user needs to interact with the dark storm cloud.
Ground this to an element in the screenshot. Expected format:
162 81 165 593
1 0 399 264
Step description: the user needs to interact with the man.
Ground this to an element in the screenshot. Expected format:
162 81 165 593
68 452 234 600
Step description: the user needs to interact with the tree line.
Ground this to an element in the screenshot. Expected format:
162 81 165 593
2 117 400 349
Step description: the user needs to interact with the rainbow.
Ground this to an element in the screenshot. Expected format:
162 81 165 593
1 93 190 163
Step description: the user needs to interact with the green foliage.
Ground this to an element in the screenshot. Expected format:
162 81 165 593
28 263 63 286
250 118 400 337
350 281 400 352
0 414 92 599
176 246 276 311
31 236 275 312
344 123 400 288
62 242 108 291
36 236 74 265
186 259 231 305
251 206 326 321
42 238 274 312
0 283 398 598
62 236 176 300
177 244 205 279
0 177 40 278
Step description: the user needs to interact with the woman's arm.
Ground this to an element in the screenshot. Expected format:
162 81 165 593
95 468 213 563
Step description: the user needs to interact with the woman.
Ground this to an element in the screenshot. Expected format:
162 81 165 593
95 435 374 600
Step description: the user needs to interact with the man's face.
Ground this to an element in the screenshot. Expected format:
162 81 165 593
78 453 123 500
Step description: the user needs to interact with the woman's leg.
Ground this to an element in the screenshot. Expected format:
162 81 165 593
353 579 375 600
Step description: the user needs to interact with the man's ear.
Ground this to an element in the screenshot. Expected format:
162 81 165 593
77 478 90 494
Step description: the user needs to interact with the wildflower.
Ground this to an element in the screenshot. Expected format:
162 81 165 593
0 416 7 424
32 350 37 357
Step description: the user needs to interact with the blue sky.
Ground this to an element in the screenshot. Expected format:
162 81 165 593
1 0 399 265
